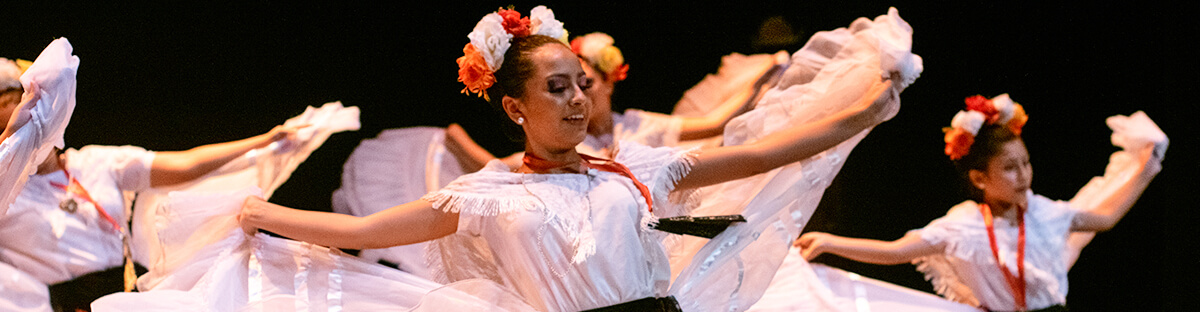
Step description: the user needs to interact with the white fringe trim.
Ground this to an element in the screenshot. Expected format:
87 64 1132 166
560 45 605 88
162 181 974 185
912 255 981 307
420 191 539 216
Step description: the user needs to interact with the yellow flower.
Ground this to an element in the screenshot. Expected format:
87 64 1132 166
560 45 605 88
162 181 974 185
558 29 570 45
597 46 624 74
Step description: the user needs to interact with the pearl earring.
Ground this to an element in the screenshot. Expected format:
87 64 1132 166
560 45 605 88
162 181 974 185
517 117 525 125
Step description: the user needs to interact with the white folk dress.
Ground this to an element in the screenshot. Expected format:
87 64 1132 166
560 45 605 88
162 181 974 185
0 145 153 285
1 38 79 312
913 193 1076 311
421 141 695 312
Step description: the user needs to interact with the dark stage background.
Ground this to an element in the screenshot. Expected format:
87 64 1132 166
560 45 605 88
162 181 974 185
7 2 1196 310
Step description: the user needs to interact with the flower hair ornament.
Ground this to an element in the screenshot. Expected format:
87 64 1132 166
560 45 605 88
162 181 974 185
943 94 1029 160
457 5 569 101
0 58 33 91
570 32 629 82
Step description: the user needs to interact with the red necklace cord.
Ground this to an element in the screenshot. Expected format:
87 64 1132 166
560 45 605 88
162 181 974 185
522 152 654 213
49 156 123 233
980 203 1026 311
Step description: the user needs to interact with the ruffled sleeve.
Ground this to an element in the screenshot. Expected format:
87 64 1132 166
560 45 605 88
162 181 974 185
420 160 542 235
73 145 155 192
917 201 986 260
612 140 697 218
912 201 986 306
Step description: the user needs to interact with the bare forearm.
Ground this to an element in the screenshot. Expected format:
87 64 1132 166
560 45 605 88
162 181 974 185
678 87 754 141
679 107 868 188
822 236 920 265
1074 159 1159 231
677 80 891 189
242 198 456 250
150 131 274 186
444 124 500 173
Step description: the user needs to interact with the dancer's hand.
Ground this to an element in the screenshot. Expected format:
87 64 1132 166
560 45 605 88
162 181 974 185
794 232 834 261
7 83 39 128
1138 142 1163 178
266 123 309 143
239 196 272 235
856 78 898 125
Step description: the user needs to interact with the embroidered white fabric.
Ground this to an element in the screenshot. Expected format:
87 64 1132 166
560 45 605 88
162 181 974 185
421 141 695 311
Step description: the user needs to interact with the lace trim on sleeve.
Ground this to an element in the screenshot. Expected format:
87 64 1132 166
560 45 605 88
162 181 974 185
420 172 540 217
912 253 982 307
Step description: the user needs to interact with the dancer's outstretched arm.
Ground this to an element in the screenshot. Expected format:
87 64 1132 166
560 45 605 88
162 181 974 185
1071 145 1162 232
240 196 458 250
444 123 522 172
677 84 758 141
676 78 896 189
795 231 940 265
679 51 788 141
149 124 305 187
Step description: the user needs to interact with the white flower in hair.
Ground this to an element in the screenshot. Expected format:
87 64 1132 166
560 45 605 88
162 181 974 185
0 58 22 90
991 93 1016 124
951 110 987 136
529 6 566 42
467 13 512 71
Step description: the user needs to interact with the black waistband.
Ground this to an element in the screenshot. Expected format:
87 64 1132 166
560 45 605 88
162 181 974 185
583 296 682 312
990 304 1068 312
48 263 147 311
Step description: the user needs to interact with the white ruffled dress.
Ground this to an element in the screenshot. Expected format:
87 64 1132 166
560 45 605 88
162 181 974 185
1 38 79 312
912 194 1075 311
421 141 695 312
911 110 1168 311
120 6 928 311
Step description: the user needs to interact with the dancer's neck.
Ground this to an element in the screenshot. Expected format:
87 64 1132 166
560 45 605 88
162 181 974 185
520 145 583 174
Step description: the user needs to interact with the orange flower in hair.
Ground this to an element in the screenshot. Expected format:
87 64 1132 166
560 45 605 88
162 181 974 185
458 6 567 100
457 43 495 101
1007 104 1028 136
609 64 629 82
944 127 975 160
943 93 1030 159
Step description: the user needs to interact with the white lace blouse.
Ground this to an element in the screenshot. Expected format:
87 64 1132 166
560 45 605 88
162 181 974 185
914 191 1077 310
0 145 154 284
422 141 695 312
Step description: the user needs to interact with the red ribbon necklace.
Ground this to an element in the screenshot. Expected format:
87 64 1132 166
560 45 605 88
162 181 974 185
49 154 123 233
522 152 654 213
979 203 1026 311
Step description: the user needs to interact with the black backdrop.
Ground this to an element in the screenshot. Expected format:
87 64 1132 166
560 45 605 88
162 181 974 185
6 2 1196 310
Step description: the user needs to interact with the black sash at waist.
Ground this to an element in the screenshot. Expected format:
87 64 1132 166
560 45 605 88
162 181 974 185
582 296 682 312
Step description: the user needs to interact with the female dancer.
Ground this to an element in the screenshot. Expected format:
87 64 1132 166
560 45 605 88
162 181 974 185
335 31 786 280
794 94 1165 311
0 38 310 312
239 5 905 311
443 31 786 171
